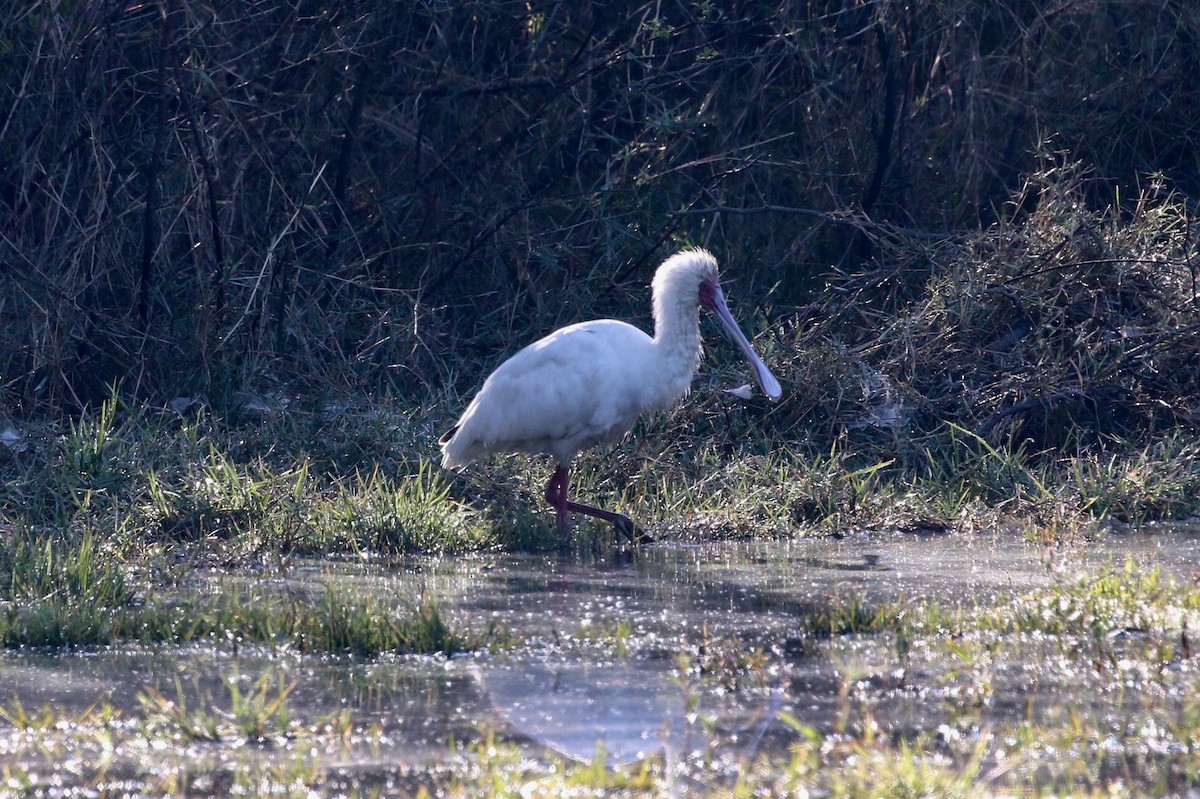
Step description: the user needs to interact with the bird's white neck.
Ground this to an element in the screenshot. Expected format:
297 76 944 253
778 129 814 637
651 290 704 403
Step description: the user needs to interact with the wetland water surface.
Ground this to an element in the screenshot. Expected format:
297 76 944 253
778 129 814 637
3 527 1200 793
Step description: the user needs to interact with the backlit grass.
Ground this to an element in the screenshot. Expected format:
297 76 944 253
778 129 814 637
982 559 1200 640
3 385 1200 659
0 528 475 655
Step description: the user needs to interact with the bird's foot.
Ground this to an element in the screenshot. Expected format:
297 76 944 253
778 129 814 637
612 514 654 546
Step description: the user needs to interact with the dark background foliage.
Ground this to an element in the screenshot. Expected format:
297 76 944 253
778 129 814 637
2 0 1198 432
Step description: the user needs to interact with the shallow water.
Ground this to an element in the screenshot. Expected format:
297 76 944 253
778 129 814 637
3 525 1199 792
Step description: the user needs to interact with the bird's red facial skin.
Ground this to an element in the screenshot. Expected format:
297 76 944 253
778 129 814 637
698 280 718 309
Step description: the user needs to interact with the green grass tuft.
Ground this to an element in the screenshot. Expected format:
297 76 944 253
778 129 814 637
0 528 477 654
303 461 494 555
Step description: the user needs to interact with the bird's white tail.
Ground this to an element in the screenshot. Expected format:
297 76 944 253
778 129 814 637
438 425 471 470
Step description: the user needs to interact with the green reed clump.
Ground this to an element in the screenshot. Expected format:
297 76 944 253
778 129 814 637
132 583 473 657
0 532 134 647
0 530 475 654
1064 435 1200 524
301 461 493 555
983 560 1200 640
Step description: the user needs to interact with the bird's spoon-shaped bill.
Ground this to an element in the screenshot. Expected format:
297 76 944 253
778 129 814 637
704 281 782 401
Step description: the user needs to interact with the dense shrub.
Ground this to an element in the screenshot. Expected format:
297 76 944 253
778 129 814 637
1 0 1198 425
776 162 1200 452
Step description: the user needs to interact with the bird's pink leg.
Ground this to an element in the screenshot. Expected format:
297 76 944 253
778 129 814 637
543 465 645 543
544 466 574 535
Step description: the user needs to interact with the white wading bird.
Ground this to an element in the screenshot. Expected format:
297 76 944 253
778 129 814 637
439 249 782 541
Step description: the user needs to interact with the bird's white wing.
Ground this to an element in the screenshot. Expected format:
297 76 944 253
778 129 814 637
441 320 654 467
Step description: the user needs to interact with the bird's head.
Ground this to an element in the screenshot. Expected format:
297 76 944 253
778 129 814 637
652 248 720 319
651 249 782 401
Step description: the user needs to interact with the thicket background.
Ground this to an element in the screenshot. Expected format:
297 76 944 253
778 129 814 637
2 0 1198 449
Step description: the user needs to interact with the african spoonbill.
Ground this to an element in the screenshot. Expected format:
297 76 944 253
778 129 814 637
439 249 782 541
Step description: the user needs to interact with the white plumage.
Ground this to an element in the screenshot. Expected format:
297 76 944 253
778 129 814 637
440 249 781 540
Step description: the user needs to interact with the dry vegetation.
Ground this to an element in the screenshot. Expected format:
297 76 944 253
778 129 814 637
787 164 1200 450
1 0 1199 466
